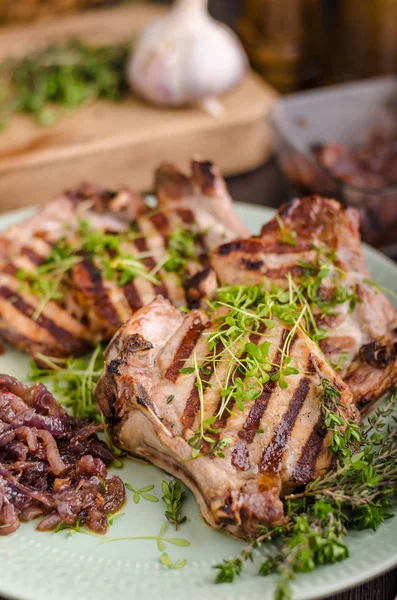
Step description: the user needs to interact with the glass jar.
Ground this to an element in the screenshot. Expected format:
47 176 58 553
335 0 397 80
239 0 324 93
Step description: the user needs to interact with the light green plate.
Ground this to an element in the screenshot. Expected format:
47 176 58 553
1 203 396 600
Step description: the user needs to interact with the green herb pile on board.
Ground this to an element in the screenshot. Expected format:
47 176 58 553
0 39 130 128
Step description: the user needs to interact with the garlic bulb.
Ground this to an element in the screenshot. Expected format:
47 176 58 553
127 0 248 113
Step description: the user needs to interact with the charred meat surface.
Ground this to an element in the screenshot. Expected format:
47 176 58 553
0 184 145 359
95 296 356 539
72 160 248 340
0 160 246 359
211 196 397 413
0 374 124 535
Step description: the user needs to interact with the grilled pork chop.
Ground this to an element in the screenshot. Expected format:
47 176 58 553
211 196 397 413
0 184 144 358
95 296 356 539
71 160 248 340
0 160 246 359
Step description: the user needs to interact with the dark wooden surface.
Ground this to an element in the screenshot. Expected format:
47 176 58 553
227 159 397 600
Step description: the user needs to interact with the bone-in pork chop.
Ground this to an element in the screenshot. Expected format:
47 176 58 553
95 296 356 539
0 160 246 359
211 196 397 413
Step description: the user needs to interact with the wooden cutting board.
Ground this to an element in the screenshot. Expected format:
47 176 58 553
0 3 277 211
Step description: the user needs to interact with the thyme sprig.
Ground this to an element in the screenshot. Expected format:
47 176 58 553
214 392 397 599
318 377 361 458
162 479 187 529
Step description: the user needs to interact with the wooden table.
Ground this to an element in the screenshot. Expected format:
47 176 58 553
227 158 397 600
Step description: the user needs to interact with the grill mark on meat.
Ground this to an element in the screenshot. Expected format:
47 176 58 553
134 226 169 298
259 376 311 473
164 318 206 383
231 440 249 470
217 239 263 256
238 372 278 444
149 212 170 244
77 259 121 327
122 281 143 310
20 247 45 266
217 237 312 257
177 208 195 225
181 340 224 430
292 414 327 484
241 259 264 271
239 329 290 444
0 286 82 345
186 267 213 309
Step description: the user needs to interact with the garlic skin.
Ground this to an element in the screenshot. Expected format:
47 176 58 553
127 0 248 110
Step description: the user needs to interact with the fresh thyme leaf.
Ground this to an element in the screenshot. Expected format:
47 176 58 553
215 557 244 583
318 376 362 458
125 483 159 504
161 479 187 529
166 395 175 404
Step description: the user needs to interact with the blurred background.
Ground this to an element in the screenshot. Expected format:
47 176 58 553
2 0 397 86
0 0 397 258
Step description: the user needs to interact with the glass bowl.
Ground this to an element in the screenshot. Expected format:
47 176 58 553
269 76 397 251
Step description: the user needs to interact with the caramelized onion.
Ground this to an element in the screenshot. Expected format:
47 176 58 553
0 374 125 535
